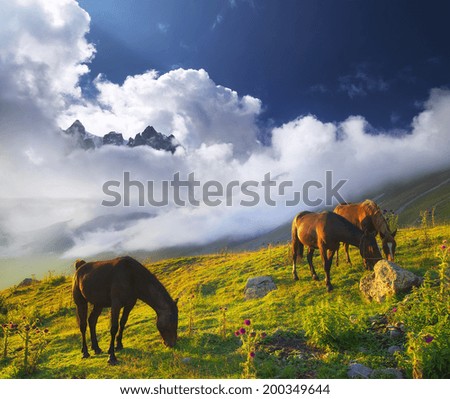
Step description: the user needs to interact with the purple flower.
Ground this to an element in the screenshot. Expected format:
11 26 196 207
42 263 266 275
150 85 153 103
424 334 434 344
244 319 251 326
392 307 397 313
441 245 447 250
250 331 256 338
261 332 267 339
239 327 246 335
249 352 256 358
234 330 240 337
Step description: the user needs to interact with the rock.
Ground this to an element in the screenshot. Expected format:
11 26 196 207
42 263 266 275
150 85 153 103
17 278 38 287
388 327 403 339
360 260 422 303
370 368 403 379
244 276 277 299
181 357 192 364
388 345 402 355
348 363 373 379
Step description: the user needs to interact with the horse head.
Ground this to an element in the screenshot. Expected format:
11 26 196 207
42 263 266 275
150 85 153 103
360 229 382 270
156 298 178 348
380 229 397 261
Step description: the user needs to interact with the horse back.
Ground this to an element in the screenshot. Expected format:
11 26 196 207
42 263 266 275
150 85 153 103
73 257 137 307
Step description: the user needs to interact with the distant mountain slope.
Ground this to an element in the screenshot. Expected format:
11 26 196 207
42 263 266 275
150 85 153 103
213 167 450 252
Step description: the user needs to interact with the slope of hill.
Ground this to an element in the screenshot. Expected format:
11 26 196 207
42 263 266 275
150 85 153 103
0 224 448 379
221 168 450 252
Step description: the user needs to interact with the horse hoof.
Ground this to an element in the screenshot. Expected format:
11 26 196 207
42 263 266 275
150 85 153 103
115 344 123 351
312 275 319 281
81 352 90 359
293 275 299 281
108 356 118 366
94 348 103 355
326 285 334 292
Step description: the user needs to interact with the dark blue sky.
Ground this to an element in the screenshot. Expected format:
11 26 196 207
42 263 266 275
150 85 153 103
78 0 450 132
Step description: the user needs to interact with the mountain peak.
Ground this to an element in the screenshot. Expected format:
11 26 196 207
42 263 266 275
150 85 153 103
62 120 179 153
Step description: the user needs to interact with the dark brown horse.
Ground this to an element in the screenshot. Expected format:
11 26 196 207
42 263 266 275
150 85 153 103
334 200 397 266
291 211 382 292
72 256 178 365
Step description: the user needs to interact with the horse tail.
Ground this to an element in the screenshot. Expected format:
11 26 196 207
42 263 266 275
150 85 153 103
74 259 86 270
291 214 304 261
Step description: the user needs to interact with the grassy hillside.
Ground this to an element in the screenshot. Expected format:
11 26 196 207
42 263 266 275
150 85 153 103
0 224 448 379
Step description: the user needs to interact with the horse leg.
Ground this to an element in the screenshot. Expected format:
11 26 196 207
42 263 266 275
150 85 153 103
325 249 336 292
344 243 352 266
88 305 103 354
107 302 121 365
115 301 136 351
307 248 319 280
336 244 340 267
292 236 303 281
75 299 89 359
319 246 334 292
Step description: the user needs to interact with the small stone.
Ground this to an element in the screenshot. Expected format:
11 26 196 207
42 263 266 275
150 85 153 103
348 363 373 379
388 345 402 355
181 357 192 364
389 328 402 339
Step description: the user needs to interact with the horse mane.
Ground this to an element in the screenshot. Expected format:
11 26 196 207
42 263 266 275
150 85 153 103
129 257 177 310
361 200 392 236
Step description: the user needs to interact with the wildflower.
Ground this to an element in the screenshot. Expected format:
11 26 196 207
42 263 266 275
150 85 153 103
261 332 267 339
239 327 246 335
250 331 256 338
1 324 7 329
424 334 434 344
234 330 240 337
441 245 447 250
244 319 251 326
249 352 256 358
443 240 447 244
43 328 49 334
392 307 397 313
24 325 30 332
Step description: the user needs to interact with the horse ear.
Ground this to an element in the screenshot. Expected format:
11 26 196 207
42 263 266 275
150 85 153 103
379 231 385 239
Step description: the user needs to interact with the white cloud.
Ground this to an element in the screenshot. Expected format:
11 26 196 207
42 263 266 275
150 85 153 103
59 68 262 158
0 0 449 271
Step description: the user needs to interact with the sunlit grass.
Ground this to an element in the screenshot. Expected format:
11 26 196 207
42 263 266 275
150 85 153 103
0 224 448 378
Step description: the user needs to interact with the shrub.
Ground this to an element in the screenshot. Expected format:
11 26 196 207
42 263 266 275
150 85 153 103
392 241 449 378
302 297 364 351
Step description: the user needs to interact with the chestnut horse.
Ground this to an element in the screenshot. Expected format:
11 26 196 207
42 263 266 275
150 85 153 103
72 256 178 365
291 211 382 292
334 200 397 266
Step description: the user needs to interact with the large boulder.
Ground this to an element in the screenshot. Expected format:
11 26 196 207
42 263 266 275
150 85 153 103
360 260 422 303
244 276 277 299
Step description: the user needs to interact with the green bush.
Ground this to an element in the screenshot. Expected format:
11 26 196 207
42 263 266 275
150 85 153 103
302 297 364 351
393 241 449 378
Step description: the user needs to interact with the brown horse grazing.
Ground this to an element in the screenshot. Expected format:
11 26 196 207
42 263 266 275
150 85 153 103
72 256 178 365
291 211 382 292
334 200 397 266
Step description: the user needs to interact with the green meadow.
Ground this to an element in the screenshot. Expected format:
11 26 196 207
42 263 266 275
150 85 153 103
0 224 448 379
